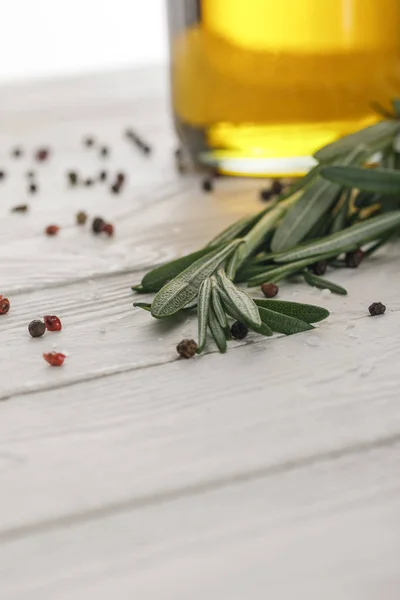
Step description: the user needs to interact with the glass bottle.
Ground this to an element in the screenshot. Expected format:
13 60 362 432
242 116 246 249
167 0 400 176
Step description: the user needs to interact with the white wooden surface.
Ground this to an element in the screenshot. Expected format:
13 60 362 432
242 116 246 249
1 67 400 600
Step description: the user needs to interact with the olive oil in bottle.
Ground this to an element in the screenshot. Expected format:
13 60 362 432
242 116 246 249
168 0 400 175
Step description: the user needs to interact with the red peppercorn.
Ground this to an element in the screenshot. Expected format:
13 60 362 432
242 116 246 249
43 352 66 367
102 223 114 237
261 282 279 298
35 148 50 162
0 297 10 315
44 315 62 331
45 225 60 236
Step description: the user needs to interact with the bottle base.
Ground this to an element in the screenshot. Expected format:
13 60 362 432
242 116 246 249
176 115 378 176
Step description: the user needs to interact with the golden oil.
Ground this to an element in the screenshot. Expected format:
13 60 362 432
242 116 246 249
168 0 400 175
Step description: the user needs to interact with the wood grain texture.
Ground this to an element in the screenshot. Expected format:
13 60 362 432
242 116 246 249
1 68 400 599
1 249 400 534
2 446 400 599
0 68 263 293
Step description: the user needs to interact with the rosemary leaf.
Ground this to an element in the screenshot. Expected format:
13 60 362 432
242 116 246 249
303 271 348 295
235 202 289 270
139 247 214 293
258 306 314 335
271 212 400 264
321 166 400 195
314 120 400 163
151 239 241 318
271 148 366 253
133 302 152 312
217 269 261 328
208 306 227 353
330 189 351 233
247 251 338 286
254 299 329 323
211 280 231 338
197 278 212 353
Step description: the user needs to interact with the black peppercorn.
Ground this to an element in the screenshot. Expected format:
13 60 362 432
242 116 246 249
345 249 364 268
28 319 46 338
261 282 279 298
310 260 327 276
29 183 38 194
99 146 109 158
259 188 273 202
26 171 35 179
271 179 283 195
84 178 94 187
231 321 249 340
84 137 95 147
202 177 214 193
99 170 107 182
67 171 78 186
12 147 23 158
92 217 105 234
110 183 121 194
0 170 6 180
368 302 386 316
176 339 198 358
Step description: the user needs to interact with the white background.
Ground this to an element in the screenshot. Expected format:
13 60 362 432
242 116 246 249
0 0 168 82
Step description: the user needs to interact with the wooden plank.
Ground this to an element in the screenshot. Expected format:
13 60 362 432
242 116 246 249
1 446 400 599
1 251 400 531
1 246 399 399
0 68 263 293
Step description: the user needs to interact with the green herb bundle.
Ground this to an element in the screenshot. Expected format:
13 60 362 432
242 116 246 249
133 104 400 355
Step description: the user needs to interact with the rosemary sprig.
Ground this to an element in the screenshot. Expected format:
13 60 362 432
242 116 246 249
133 111 400 355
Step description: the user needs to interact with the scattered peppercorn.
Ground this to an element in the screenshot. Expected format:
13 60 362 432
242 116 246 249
84 178 94 187
29 183 38 194
176 339 198 359
369 302 386 316
99 170 107 182
11 204 29 213
310 260 327 276
28 320 46 338
43 352 66 367
76 211 88 225
261 282 279 298
35 148 50 162
116 172 125 185
45 225 60 236
67 171 78 186
44 315 62 331
110 183 121 194
102 223 114 237
125 128 152 155
259 188 273 202
202 177 214 193
0 297 10 315
99 146 109 158
345 249 364 268
231 321 249 340
84 137 95 147
92 217 105 234
0 170 5 180
271 179 284 195
12 147 23 158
